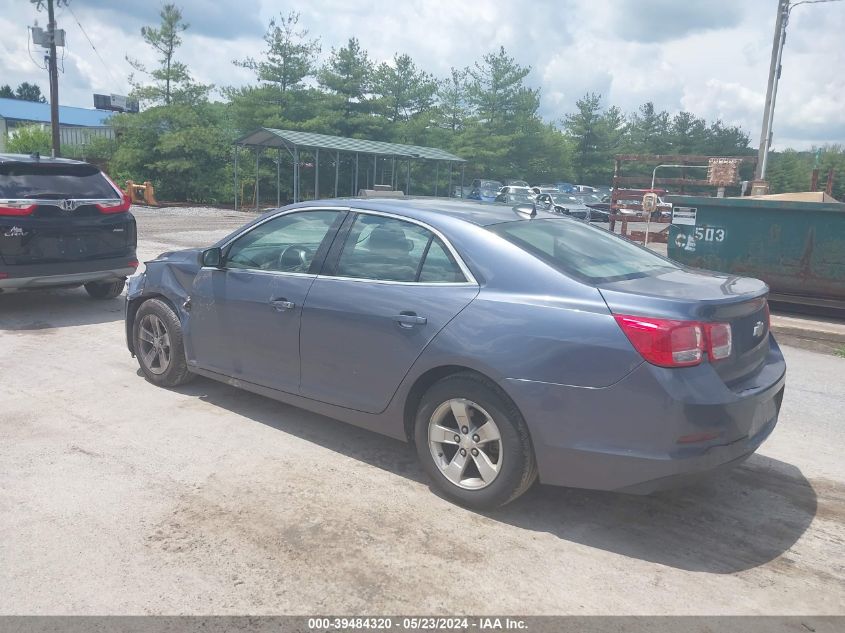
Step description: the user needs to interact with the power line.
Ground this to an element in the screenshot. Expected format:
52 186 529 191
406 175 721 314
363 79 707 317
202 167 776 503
63 2 123 87
790 0 844 9
26 26 48 70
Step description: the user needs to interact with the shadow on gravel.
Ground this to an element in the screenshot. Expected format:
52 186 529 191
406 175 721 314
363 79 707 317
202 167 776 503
0 288 125 331
496 454 817 574
177 377 817 575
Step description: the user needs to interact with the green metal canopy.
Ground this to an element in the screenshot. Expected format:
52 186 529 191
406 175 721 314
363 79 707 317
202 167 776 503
232 127 467 209
236 127 466 163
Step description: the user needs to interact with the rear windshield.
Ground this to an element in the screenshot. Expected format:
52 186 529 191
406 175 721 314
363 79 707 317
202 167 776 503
490 218 678 284
0 163 117 199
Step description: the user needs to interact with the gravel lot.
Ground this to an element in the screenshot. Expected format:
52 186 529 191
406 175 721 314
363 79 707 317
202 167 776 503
0 206 843 615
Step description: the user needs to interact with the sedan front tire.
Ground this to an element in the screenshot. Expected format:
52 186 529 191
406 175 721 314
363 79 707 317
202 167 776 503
133 298 195 388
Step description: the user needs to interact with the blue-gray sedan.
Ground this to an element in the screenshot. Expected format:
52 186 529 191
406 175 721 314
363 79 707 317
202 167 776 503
125 199 785 509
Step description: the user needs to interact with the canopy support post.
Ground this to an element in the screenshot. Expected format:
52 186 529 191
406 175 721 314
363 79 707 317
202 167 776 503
315 148 320 199
460 164 465 198
293 147 299 203
435 162 439 197
334 150 339 198
233 144 239 210
355 153 359 196
276 148 281 207
448 162 452 198
255 147 260 212
406 159 411 196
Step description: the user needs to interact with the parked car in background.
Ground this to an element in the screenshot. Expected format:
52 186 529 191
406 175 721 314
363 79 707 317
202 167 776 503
495 187 534 205
468 179 503 202
573 184 599 193
571 192 610 222
535 192 594 221
555 182 576 193
125 198 785 509
529 185 560 197
0 153 137 298
504 179 530 187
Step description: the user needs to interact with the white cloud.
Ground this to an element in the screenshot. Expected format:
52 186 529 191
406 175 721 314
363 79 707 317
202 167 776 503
0 0 843 149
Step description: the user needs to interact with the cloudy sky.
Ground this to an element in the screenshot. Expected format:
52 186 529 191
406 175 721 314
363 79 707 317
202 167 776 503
1 0 843 149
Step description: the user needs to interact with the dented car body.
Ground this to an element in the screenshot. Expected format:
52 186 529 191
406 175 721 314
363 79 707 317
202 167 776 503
126 198 785 496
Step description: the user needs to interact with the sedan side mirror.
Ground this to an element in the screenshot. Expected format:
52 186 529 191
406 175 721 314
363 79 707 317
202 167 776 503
201 247 224 268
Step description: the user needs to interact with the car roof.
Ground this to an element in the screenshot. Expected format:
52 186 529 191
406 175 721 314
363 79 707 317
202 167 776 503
289 197 565 228
0 152 91 166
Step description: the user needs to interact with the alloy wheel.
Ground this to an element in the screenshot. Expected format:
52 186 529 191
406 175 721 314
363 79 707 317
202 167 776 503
428 398 503 490
138 314 172 375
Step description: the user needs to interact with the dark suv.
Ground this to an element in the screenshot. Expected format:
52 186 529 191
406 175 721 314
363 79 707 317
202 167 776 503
0 153 137 299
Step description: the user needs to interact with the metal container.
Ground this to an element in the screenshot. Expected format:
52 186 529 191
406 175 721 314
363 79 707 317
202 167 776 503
666 195 845 310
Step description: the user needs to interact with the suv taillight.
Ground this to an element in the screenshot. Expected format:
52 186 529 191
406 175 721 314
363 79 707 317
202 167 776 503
0 202 36 216
97 171 131 214
96 193 131 214
615 315 732 368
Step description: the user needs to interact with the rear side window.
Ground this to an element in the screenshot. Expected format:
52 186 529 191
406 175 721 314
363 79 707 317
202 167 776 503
0 163 117 199
490 218 678 284
335 214 467 283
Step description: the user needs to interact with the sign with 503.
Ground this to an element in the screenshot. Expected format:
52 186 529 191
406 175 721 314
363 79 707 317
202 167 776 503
693 226 726 242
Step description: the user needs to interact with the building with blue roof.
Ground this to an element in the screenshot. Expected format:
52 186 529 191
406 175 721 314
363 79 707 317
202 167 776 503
0 98 115 151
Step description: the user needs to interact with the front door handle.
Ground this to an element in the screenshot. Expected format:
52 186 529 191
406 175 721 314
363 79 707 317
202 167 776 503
393 312 427 328
270 298 295 311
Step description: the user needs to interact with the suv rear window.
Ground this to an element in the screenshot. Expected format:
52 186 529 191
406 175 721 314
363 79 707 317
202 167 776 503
490 218 678 284
0 163 117 199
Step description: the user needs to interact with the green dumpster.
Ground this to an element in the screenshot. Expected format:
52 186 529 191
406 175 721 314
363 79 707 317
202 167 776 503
666 195 845 310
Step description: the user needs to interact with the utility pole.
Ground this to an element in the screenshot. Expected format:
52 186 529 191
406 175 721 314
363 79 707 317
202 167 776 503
755 0 788 181
755 0 843 182
31 0 65 157
46 0 61 157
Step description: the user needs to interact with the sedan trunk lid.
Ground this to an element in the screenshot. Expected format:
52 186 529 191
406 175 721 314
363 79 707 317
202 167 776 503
598 268 771 386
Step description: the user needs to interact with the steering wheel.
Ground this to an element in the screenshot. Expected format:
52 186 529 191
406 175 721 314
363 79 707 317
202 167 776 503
278 245 312 272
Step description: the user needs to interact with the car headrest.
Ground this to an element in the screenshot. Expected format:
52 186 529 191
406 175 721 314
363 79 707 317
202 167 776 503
367 225 412 253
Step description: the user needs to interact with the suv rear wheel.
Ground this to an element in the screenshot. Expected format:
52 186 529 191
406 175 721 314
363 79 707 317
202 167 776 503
84 279 125 299
414 372 537 509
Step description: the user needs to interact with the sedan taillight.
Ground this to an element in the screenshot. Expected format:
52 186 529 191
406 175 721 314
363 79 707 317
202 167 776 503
615 315 732 368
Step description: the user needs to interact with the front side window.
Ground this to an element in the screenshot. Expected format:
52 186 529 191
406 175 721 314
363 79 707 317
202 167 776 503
335 214 466 283
490 218 678 284
225 210 340 273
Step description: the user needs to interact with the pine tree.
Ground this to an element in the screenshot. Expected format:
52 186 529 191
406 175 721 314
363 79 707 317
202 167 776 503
127 3 210 107
234 12 320 96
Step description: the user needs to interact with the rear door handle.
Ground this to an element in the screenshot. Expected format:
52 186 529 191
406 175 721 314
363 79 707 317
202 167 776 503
270 298 295 311
393 312 427 327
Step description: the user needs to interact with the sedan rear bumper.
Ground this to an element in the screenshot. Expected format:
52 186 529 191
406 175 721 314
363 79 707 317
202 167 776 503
503 338 786 493
0 256 136 289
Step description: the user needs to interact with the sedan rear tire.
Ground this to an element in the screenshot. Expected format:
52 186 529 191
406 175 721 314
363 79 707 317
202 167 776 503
133 298 195 388
414 372 537 509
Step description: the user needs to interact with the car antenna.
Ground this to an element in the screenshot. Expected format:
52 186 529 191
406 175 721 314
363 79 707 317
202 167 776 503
513 202 536 219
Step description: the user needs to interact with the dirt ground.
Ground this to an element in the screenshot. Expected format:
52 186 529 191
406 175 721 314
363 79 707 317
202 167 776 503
0 206 843 615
